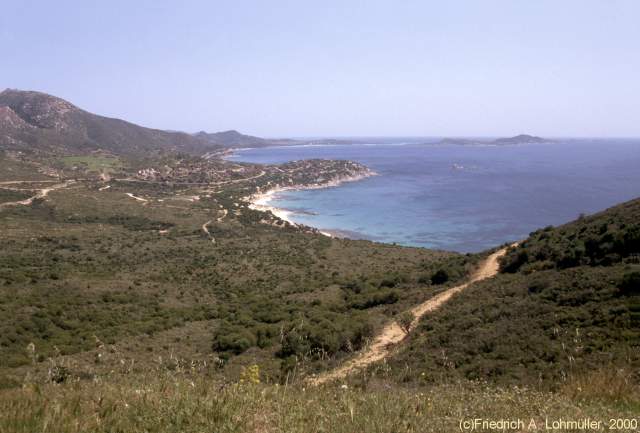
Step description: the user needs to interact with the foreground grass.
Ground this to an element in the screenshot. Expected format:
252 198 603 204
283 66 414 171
1 374 638 433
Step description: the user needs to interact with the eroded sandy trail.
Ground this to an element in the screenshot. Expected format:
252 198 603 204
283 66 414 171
202 220 214 242
125 192 148 203
201 209 228 243
0 180 60 185
0 181 74 209
308 246 511 385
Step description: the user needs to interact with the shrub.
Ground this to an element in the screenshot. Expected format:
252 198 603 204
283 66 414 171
348 290 399 310
239 364 260 384
397 311 415 334
500 250 529 273
431 269 449 285
619 272 640 296
212 326 256 355
49 365 70 383
417 274 431 285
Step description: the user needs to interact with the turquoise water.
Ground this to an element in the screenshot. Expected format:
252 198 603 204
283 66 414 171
231 140 640 252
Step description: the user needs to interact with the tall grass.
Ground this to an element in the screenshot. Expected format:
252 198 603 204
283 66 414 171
560 367 640 408
1 372 638 433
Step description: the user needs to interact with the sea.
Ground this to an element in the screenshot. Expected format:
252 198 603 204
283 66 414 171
229 139 640 253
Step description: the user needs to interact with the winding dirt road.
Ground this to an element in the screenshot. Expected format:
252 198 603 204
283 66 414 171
0 181 73 209
308 246 511 385
201 209 228 243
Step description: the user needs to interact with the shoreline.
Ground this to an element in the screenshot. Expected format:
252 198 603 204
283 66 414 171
247 170 376 236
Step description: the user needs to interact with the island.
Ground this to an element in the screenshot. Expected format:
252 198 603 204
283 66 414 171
435 134 550 146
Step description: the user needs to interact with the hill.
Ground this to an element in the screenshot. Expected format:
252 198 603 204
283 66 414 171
194 129 298 148
0 89 219 157
493 134 547 145
0 91 637 431
380 198 639 388
436 134 549 146
0 147 460 388
195 130 270 148
194 129 367 149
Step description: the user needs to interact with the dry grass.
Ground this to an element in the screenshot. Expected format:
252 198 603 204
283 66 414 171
560 367 640 407
1 372 638 433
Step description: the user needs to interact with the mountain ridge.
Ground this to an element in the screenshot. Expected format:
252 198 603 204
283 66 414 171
0 89 220 157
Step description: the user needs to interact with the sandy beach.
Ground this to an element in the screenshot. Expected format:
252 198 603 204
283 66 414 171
247 171 376 232
248 188 297 224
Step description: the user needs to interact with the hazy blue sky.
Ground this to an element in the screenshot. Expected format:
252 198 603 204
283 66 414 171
2 1 639 137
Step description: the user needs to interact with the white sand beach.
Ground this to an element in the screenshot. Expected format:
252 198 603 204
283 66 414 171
247 171 376 231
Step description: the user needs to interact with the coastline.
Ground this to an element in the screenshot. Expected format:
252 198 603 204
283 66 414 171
247 170 376 235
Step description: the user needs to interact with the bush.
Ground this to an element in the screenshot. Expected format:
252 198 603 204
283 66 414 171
619 272 640 296
348 290 399 309
417 274 431 285
431 269 449 285
397 311 415 334
49 365 70 383
212 325 256 355
500 250 529 273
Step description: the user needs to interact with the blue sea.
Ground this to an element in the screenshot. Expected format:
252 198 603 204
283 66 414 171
231 139 640 253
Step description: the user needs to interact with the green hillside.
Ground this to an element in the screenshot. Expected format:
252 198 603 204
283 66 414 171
381 199 640 389
1 89 638 432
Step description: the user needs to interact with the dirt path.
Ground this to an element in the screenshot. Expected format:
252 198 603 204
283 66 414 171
125 192 148 203
308 246 511 385
0 181 74 209
0 180 60 185
201 209 228 243
202 220 214 242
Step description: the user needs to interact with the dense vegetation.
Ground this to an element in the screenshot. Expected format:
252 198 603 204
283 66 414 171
0 188 31 204
381 199 640 388
2 89 638 430
0 166 471 386
500 199 640 273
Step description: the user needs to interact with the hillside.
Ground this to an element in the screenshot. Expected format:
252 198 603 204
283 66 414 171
0 146 462 388
0 91 637 432
0 89 219 157
437 134 549 146
379 198 639 388
194 129 292 148
194 129 367 149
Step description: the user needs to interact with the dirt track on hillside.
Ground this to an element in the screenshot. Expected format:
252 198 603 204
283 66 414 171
0 181 73 209
308 246 511 385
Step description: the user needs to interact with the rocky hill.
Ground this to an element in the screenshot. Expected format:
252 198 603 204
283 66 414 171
0 89 220 157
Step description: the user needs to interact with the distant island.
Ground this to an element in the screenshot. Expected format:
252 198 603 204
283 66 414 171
435 134 550 146
194 130 374 149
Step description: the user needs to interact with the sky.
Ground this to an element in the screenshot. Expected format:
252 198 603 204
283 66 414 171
1 0 639 138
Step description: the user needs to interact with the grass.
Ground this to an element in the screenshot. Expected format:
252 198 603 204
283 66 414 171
0 152 53 181
1 372 637 433
59 155 123 173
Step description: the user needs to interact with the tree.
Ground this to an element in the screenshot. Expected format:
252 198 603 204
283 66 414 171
397 311 415 335
619 272 640 296
431 269 449 285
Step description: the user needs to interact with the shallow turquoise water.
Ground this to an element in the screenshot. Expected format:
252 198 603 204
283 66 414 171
232 140 640 252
